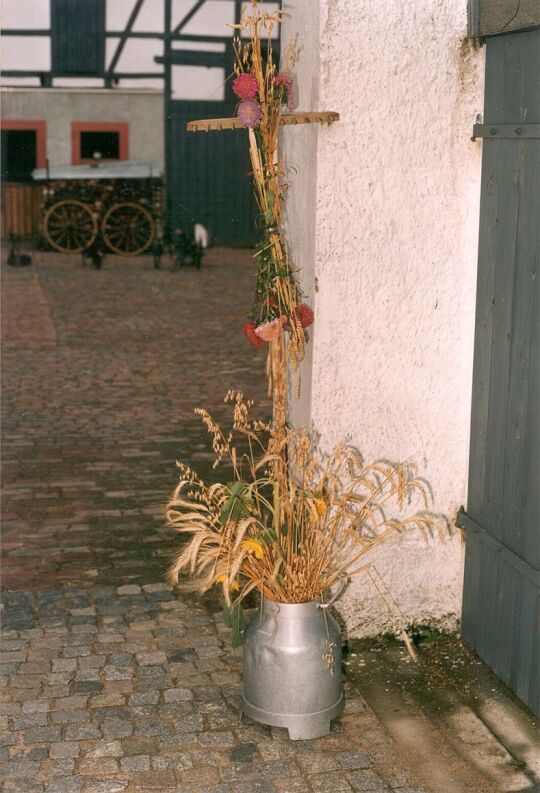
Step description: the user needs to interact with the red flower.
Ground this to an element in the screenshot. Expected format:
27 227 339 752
233 73 258 100
295 303 314 328
242 322 266 348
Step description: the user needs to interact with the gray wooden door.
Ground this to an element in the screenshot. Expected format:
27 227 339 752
459 28 540 717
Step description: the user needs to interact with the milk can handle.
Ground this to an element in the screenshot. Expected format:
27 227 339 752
319 577 347 609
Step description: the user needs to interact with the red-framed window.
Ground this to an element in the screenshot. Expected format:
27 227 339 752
71 121 129 165
0 120 47 183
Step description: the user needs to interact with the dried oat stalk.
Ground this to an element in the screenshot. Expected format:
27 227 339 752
167 394 443 607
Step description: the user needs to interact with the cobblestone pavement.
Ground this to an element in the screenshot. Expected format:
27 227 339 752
4 249 531 793
1 249 270 591
1 250 428 792
0 583 426 793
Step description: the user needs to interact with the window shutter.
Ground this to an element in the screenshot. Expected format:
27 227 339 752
51 0 106 75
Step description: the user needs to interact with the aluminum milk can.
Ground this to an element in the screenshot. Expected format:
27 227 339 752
241 597 344 740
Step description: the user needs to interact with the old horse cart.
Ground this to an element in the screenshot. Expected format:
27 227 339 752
32 161 162 256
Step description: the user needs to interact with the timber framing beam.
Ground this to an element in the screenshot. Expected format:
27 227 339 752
106 0 146 80
0 0 281 84
172 0 206 36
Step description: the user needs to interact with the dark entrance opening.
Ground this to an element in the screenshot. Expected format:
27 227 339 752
80 131 120 160
1 130 37 183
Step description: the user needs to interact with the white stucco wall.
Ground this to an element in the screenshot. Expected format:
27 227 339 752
1 89 164 171
282 0 485 636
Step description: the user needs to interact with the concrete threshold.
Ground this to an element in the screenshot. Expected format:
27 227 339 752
345 634 540 793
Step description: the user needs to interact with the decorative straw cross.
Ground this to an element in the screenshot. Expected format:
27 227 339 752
186 4 339 478
186 109 339 431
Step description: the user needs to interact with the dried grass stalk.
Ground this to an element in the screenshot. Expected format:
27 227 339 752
167 394 444 607
233 4 307 421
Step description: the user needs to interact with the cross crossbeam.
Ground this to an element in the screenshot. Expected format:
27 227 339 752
186 111 339 133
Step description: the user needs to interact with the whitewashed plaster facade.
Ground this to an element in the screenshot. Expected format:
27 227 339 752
282 0 486 636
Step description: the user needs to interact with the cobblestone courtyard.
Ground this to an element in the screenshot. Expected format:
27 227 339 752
1 249 270 592
1 251 538 793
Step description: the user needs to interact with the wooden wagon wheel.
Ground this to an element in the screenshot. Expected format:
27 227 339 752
101 202 155 256
43 200 98 253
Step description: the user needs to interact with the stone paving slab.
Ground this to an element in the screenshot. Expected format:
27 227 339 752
0 584 426 793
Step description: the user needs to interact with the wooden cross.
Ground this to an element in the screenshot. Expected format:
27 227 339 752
186 108 339 437
186 111 339 133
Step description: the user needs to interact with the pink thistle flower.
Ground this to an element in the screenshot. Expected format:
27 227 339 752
237 99 262 128
286 80 298 111
275 73 293 88
233 72 258 100
254 317 286 341
275 73 297 110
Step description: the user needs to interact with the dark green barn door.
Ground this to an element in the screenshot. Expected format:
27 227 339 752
168 100 258 247
161 1 279 247
459 29 540 716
